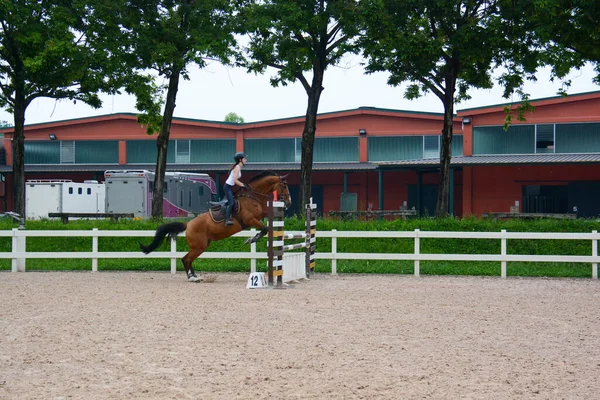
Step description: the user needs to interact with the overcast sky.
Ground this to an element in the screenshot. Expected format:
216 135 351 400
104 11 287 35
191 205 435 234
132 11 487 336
1 56 598 126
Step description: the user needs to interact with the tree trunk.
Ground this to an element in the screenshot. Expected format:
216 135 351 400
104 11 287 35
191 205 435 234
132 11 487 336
299 72 324 210
435 67 458 218
11 99 26 218
151 69 180 219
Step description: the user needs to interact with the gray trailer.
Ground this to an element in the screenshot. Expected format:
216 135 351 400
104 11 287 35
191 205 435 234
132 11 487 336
104 170 217 217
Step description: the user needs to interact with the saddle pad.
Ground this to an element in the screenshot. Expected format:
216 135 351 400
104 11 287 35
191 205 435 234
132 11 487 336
209 200 240 223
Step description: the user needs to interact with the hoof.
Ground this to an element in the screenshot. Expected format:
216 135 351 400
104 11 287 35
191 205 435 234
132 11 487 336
187 274 203 283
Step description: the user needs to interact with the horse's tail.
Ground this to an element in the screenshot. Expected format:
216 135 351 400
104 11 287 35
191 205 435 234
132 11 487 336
140 222 187 254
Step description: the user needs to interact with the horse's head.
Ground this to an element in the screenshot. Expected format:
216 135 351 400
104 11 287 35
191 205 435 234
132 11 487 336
246 171 292 209
277 175 292 210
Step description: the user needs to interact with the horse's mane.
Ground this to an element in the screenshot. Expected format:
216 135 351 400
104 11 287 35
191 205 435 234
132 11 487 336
248 171 279 184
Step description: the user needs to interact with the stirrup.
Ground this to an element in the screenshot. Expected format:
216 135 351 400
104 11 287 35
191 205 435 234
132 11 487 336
225 219 234 226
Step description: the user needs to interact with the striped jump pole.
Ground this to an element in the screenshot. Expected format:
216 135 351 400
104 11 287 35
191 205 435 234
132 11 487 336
305 198 317 277
267 198 317 288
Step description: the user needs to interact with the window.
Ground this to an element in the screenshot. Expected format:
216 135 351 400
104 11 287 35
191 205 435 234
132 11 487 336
68 187 73 194
61 141 75 163
536 124 555 153
473 125 535 155
24 141 60 164
313 137 359 162
452 135 464 156
244 138 296 162
368 136 423 161
176 140 190 163
87 188 91 195
555 123 600 153
75 141 119 163
423 136 439 158
127 140 176 164
190 139 235 163
78 188 82 195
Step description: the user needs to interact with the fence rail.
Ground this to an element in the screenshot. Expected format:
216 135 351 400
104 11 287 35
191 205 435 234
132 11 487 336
1 228 598 279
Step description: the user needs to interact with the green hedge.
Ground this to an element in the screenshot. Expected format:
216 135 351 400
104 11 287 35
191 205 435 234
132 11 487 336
1 216 598 278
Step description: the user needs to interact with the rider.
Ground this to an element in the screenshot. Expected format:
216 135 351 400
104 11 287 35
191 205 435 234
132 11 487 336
224 152 247 226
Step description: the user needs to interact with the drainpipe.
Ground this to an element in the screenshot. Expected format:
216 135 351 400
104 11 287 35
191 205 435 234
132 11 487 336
343 172 348 193
378 169 384 210
417 171 422 216
449 168 454 216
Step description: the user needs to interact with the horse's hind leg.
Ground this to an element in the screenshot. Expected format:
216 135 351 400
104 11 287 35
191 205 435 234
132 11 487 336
182 248 204 282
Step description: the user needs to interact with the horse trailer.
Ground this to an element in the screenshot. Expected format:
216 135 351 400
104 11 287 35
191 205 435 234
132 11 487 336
104 170 217 217
25 180 106 220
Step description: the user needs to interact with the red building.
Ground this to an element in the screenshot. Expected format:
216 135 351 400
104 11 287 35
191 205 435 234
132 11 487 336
1 90 599 217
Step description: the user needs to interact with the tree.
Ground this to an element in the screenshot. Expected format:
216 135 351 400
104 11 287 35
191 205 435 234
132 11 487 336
0 120 12 128
116 0 236 219
237 0 360 209
0 0 126 217
359 0 537 217
224 112 245 123
522 0 600 85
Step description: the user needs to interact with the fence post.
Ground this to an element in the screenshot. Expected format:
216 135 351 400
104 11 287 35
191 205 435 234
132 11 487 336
331 229 337 275
414 229 420 277
11 228 18 272
305 202 311 277
92 228 98 272
250 228 256 273
170 236 177 274
11 227 26 272
501 229 507 279
593 230 598 280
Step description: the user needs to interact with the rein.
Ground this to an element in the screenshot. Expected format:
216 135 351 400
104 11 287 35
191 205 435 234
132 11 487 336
236 182 288 206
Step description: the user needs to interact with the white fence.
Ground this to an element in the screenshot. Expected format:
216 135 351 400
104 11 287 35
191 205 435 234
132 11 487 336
1 228 598 279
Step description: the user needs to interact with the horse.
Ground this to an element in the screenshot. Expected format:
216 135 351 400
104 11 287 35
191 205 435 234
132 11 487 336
140 171 291 282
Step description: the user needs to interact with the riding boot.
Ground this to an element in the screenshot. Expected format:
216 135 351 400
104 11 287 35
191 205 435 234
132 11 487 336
225 204 234 226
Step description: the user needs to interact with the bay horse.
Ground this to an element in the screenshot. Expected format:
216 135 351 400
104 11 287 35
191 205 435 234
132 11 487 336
140 171 291 282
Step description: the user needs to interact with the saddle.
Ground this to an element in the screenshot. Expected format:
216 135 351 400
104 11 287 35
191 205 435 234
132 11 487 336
208 200 240 223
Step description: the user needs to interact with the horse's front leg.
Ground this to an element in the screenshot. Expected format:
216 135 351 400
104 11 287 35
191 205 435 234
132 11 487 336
243 219 268 245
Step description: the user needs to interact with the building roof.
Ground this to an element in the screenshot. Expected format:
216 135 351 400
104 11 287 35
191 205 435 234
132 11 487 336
0 162 377 174
457 90 600 116
4 154 598 174
0 106 452 135
377 153 600 168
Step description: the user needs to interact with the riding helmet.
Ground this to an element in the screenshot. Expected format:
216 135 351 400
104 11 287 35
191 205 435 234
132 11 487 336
234 152 247 162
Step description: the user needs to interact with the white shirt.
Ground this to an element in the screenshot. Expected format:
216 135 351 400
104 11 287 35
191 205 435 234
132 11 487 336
225 167 241 186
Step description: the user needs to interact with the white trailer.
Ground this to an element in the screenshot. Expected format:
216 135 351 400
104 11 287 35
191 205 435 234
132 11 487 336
25 180 106 220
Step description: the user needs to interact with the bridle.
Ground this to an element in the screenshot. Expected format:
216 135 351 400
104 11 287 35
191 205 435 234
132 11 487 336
236 178 290 207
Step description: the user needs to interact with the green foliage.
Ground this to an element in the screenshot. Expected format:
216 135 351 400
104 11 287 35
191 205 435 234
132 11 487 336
236 0 361 207
0 216 598 278
116 0 237 126
237 0 360 88
224 112 245 123
0 0 133 216
522 0 600 84
0 0 113 112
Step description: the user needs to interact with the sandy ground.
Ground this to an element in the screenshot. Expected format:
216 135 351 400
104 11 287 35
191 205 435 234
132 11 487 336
1 272 599 400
